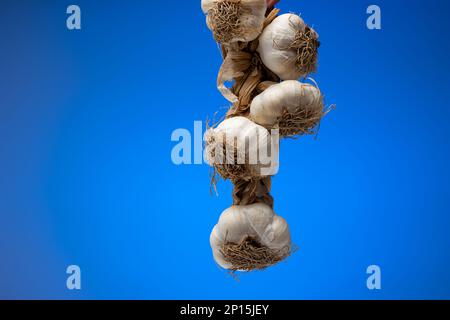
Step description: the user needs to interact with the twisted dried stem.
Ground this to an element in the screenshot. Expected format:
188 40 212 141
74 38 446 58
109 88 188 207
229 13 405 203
232 177 274 208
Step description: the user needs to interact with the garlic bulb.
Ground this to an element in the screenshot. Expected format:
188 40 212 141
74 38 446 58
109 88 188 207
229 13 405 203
210 203 291 271
257 13 319 80
250 80 324 137
205 116 279 180
201 0 267 44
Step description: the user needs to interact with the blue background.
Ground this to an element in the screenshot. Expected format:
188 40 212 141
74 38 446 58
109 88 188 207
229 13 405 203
1 0 450 299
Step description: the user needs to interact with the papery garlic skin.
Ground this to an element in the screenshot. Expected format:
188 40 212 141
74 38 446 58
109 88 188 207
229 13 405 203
201 0 267 44
250 80 322 128
210 203 291 270
204 116 279 178
257 13 319 80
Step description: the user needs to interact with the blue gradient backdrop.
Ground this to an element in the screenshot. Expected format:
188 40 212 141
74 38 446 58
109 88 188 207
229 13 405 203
1 0 450 299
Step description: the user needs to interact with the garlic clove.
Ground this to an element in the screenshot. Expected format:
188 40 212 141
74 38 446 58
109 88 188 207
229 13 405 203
263 215 291 249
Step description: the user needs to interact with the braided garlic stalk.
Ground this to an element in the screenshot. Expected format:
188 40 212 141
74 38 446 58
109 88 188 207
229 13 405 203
202 1 325 272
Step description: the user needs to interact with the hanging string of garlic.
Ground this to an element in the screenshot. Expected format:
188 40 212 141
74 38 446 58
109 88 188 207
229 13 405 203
201 1 329 272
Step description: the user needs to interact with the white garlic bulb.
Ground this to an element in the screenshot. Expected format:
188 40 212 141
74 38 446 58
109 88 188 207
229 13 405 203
257 13 320 80
201 0 267 44
210 203 291 270
250 80 324 137
205 116 279 179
